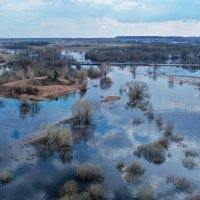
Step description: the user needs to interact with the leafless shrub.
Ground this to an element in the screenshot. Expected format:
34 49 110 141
134 186 155 200
133 117 144 126
166 176 192 192
98 63 112 77
164 121 174 137
134 143 166 164
61 180 78 196
155 114 164 131
76 164 103 182
123 162 145 183
89 184 104 200
157 137 170 149
117 161 125 170
0 172 12 184
99 77 112 90
87 66 102 79
171 134 184 143
185 149 199 158
72 99 93 125
145 104 154 120
126 81 151 109
182 158 198 170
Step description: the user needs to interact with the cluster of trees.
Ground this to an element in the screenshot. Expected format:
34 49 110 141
85 44 200 64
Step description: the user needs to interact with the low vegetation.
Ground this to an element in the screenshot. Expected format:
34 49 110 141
61 180 78 196
134 142 166 164
182 158 198 170
133 117 144 125
87 66 102 79
164 121 174 137
98 64 112 78
31 127 72 159
185 194 200 200
76 164 103 182
155 114 164 131
117 161 125 170
185 149 199 158
166 176 192 192
123 162 145 183
126 81 151 109
0 172 12 184
99 77 112 90
89 184 104 200
72 99 93 125
134 186 155 200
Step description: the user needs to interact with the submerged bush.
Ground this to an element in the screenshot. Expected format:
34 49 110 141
126 81 150 108
157 137 170 149
76 164 103 182
0 172 12 184
134 143 166 164
117 161 125 170
185 194 200 200
164 121 174 137
125 162 145 176
155 114 164 131
32 127 72 150
185 149 199 158
134 186 155 200
182 158 198 170
72 99 93 125
166 176 192 192
133 117 144 125
62 180 78 196
87 66 102 79
89 184 104 200
123 162 145 183
145 104 154 120
98 64 112 78
99 77 112 90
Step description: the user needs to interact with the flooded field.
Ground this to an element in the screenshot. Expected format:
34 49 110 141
0 59 200 199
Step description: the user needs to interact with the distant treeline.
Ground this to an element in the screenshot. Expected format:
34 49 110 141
3 41 50 49
85 44 200 64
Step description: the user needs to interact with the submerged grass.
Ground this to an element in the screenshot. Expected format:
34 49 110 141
134 142 166 164
134 186 155 200
166 176 192 192
0 172 12 184
76 164 103 182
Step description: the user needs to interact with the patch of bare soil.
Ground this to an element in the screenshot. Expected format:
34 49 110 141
0 76 84 101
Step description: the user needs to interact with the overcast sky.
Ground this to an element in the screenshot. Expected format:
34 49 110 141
0 0 200 38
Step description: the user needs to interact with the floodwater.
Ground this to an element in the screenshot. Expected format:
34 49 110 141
0 53 200 200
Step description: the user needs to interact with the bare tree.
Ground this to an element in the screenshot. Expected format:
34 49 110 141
98 64 112 78
126 81 151 107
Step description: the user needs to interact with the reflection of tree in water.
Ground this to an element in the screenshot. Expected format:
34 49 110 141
35 145 73 163
71 123 95 144
35 146 55 160
79 88 87 98
130 66 137 79
100 77 112 90
19 100 41 119
152 66 158 81
0 100 5 109
168 77 174 88
60 150 73 164
31 127 73 164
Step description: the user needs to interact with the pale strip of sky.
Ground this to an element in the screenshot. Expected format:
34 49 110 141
0 0 199 37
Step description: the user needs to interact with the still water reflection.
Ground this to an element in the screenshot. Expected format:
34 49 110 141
0 66 200 200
